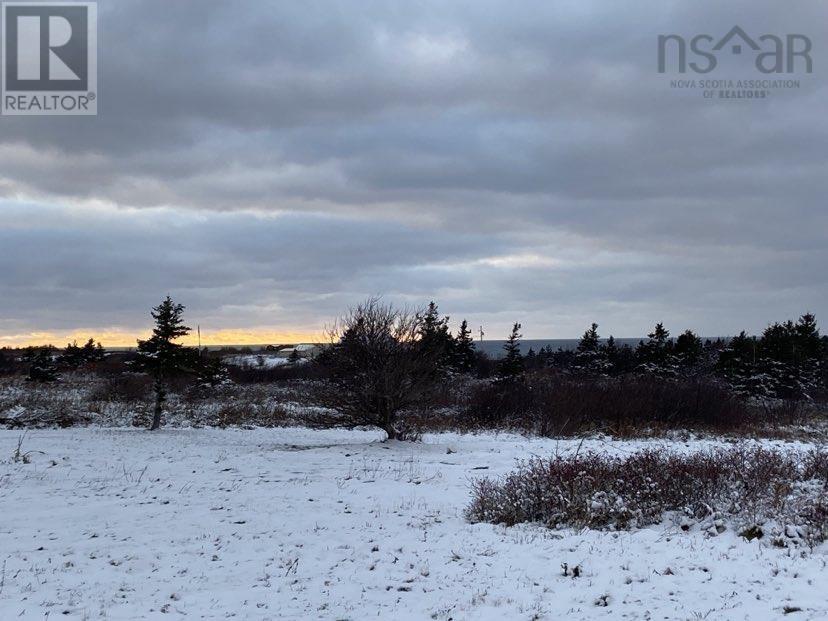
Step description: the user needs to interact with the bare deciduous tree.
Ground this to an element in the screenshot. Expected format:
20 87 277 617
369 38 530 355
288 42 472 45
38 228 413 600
307 298 440 440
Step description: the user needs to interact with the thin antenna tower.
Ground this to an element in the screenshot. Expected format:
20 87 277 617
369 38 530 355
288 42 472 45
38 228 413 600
479 326 484 342
198 325 202 356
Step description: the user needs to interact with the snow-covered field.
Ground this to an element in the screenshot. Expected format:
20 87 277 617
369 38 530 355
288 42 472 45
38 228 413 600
0 428 825 620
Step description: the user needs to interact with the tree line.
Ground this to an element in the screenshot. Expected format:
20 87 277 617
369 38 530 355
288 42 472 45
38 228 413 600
1 296 825 436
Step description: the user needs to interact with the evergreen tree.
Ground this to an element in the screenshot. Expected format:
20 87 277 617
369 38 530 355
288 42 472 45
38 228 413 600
717 316 824 400
418 301 454 372
82 338 105 363
647 323 670 349
601 335 619 373
577 323 600 353
536 344 556 368
794 313 821 360
757 316 822 399
27 348 58 382
499 323 524 377
453 319 477 373
821 334 828 389
792 313 822 396
727 331 758 363
60 337 104 369
600 334 634 375
574 323 609 376
760 321 796 364
636 323 678 378
636 323 670 360
613 343 636 374
604 335 616 351
195 355 229 388
674 329 703 367
134 296 194 430
550 346 575 369
717 331 773 398
61 341 83 367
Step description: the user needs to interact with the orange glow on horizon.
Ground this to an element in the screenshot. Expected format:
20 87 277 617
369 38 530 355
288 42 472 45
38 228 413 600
0 328 325 349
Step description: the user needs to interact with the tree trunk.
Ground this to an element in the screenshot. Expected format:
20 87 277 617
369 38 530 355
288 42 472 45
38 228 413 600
150 378 165 430
381 403 397 440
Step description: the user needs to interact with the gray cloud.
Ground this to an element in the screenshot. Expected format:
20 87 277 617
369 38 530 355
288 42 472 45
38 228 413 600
0 0 825 340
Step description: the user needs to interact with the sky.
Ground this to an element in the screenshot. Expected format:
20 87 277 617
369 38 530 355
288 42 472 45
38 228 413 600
1 0 826 346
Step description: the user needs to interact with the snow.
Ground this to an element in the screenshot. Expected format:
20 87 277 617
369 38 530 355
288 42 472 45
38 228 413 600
0 428 825 620
224 355 298 369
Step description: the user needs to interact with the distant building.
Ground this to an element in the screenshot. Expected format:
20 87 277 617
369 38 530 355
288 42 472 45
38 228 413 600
276 343 323 359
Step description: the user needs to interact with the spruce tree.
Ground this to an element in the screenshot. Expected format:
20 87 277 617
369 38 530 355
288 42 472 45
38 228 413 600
648 323 670 349
604 335 618 362
792 313 822 396
574 322 610 376
636 323 678 378
536 345 555 368
27 348 58 382
499 322 524 377
794 313 821 360
602 336 633 374
674 329 703 368
61 341 83 368
757 318 818 399
636 323 670 361
822 334 828 388
195 355 228 389
761 321 796 364
134 296 194 430
717 331 770 397
60 337 104 369
615 342 636 374
82 338 104 363
453 319 476 373
418 301 454 371
577 323 600 353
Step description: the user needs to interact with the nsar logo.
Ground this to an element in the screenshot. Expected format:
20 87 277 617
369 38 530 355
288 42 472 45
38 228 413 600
658 26 812 74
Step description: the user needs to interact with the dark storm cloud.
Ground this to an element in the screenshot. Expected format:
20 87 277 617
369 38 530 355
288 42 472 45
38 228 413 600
0 0 826 338
0 204 514 331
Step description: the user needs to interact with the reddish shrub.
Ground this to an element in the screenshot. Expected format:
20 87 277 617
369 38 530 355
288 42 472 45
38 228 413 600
466 446 827 543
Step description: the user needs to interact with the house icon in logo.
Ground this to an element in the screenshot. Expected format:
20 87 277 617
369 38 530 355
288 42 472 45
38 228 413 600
713 26 760 56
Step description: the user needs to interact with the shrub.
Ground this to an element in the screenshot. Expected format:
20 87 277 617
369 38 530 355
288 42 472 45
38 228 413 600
214 402 289 427
227 362 319 383
466 446 828 544
466 373 751 435
89 373 153 402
